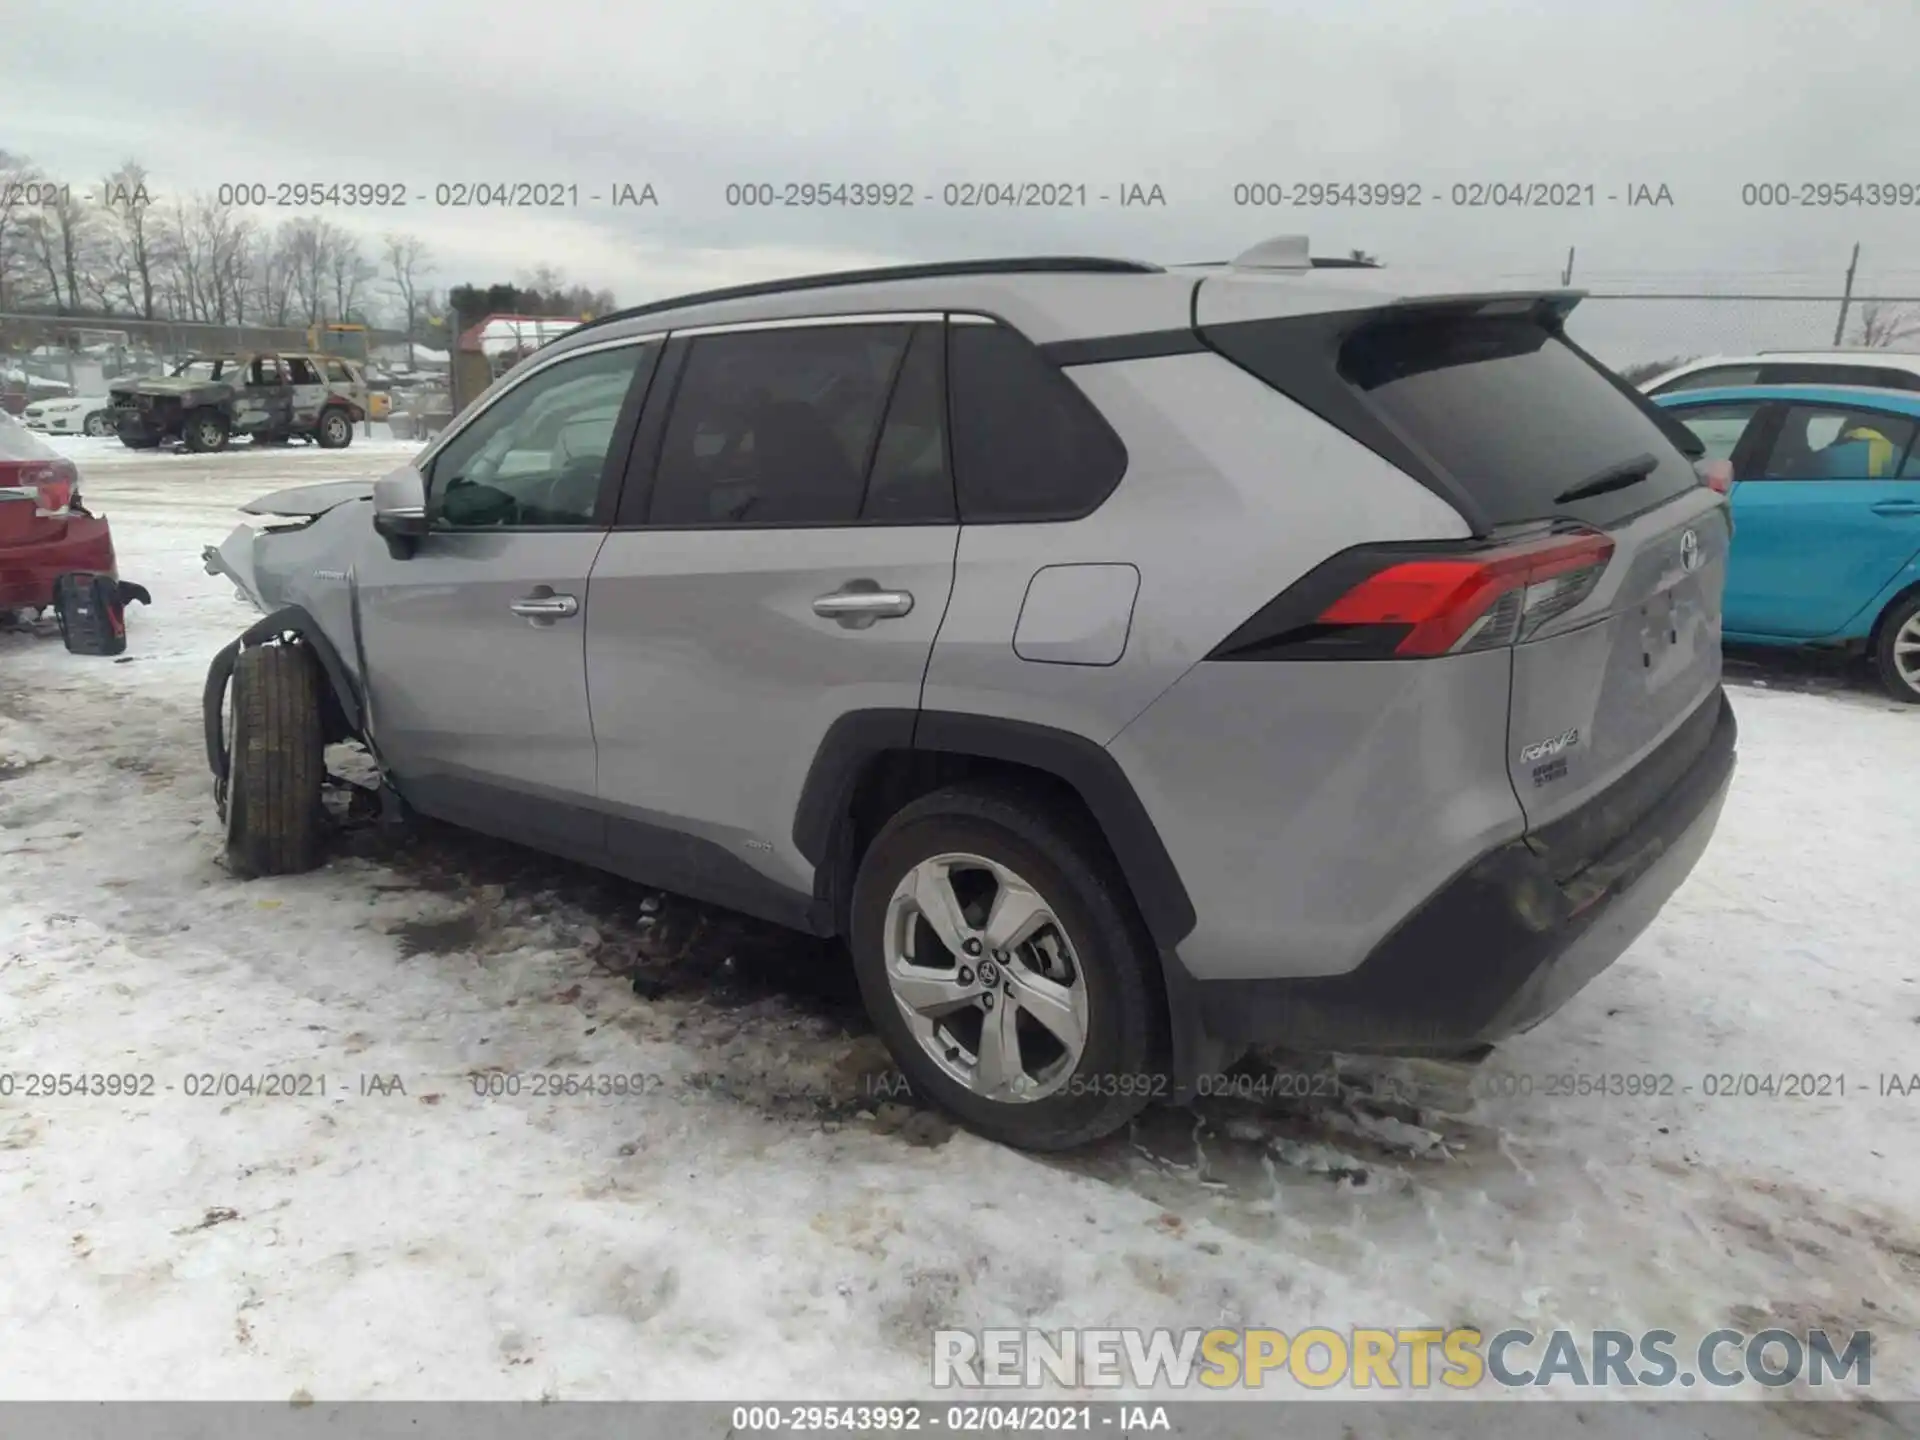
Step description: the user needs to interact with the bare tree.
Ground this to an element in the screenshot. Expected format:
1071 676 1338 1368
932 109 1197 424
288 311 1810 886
0 149 47 312
21 185 97 313
328 228 377 323
97 160 161 318
281 217 333 324
384 233 432 365
249 225 296 328
1854 303 1920 350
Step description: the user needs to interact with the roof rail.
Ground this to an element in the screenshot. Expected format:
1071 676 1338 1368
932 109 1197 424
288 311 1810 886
566 256 1164 338
1172 256 1383 270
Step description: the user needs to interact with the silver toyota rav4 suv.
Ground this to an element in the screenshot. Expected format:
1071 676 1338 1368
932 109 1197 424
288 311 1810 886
203 238 1739 1150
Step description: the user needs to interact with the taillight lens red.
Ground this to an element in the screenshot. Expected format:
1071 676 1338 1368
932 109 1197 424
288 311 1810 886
1315 531 1616 657
9 458 77 512
1695 458 1733 495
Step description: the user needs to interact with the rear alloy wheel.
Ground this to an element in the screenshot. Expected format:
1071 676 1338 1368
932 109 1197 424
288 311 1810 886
849 785 1163 1150
83 410 112 437
224 642 326 877
183 410 229 453
314 408 353 449
1872 593 1920 704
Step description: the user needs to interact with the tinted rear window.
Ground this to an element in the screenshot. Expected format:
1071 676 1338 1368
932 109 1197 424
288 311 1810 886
1336 315 1699 528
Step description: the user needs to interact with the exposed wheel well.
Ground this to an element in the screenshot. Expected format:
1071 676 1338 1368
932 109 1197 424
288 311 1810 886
835 749 1112 927
827 746 1176 1070
1870 580 1920 645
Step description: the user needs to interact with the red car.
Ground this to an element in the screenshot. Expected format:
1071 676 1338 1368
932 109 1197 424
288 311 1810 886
0 414 119 612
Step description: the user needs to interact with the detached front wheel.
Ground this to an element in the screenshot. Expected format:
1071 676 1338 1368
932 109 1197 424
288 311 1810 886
224 642 326 877
849 784 1165 1151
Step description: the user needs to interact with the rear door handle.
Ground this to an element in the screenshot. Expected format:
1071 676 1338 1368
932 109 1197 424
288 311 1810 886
813 581 914 628
509 590 579 620
1869 499 1920 516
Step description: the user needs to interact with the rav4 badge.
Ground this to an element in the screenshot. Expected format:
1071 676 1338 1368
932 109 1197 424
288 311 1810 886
1519 728 1581 764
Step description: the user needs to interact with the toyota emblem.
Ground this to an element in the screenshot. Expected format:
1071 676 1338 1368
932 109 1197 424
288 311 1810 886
1679 529 1701 573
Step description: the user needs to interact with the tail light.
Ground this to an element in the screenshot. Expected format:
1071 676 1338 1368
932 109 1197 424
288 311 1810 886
1210 530 1617 662
5 458 78 513
1695 458 1733 495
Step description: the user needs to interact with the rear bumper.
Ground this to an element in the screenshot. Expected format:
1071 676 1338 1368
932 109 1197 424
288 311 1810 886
1169 687 1738 1064
0 516 118 608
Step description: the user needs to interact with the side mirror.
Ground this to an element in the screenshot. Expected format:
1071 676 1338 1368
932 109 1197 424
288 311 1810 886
372 465 429 556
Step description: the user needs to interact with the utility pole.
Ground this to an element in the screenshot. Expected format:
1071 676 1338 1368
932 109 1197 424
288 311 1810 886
1833 243 1860 345
1561 247 1575 286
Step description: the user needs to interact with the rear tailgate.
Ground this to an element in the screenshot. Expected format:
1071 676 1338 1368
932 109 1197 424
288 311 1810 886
1197 279 1730 832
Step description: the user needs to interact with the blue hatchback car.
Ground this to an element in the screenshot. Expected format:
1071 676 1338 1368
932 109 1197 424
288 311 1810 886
1654 384 1920 702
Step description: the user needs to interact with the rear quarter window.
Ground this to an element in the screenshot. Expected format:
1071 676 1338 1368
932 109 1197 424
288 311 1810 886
947 323 1128 522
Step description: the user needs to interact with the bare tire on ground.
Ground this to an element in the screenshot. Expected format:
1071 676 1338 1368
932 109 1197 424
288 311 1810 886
225 642 326 877
183 409 229 453
314 408 353 449
83 410 112 437
848 783 1165 1151
1872 591 1920 704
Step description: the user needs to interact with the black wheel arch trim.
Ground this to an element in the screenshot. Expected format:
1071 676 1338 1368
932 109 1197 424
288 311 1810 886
203 605 363 788
793 708 1198 949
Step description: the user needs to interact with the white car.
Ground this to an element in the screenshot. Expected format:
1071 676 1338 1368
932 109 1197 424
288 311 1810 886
22 394 116 437
1640 349 1920 396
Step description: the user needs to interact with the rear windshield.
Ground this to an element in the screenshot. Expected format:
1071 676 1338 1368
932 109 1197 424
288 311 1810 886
1337 315 1699 528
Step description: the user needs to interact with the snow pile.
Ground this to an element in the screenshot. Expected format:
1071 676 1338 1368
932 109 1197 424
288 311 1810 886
0 453 1916 1406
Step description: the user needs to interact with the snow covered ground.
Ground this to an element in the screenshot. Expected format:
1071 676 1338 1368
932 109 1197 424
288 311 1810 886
2 443 1917 1420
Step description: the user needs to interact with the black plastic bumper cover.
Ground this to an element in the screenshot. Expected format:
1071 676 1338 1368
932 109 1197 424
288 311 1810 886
1170 687 1739 1063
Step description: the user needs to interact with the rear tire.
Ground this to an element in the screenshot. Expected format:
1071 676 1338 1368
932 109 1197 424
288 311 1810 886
225 643 326 877
314 408 353 449
847 784 1165 1151
183 410 229 453
1872 592 1920 704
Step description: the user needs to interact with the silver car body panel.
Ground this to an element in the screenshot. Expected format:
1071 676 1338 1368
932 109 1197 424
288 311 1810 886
204 258 1734 1060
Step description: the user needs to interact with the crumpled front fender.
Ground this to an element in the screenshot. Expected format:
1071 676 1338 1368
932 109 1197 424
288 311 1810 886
203 523 266 611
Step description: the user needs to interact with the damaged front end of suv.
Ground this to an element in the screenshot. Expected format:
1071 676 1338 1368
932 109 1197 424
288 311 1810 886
201 476 397 870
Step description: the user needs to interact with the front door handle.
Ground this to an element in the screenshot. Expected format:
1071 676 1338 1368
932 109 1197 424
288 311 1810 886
1869 499 1920 517
510 589 579 622
813 581 914 629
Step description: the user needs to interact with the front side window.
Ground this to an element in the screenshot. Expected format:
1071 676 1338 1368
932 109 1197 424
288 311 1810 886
429 343 650 528
1757 405 1917 480
173 357 234 382
647 324 912 526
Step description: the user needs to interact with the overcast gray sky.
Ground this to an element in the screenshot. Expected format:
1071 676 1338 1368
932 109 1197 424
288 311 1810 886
7 0 1920 362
